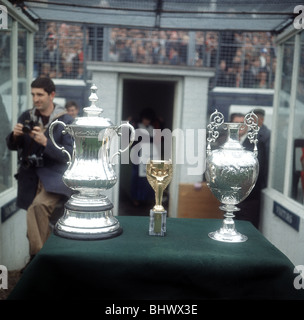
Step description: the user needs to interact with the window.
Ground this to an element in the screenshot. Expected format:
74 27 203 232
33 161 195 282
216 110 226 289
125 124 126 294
0 9 36 197
0 15 12 192
271 36 294 194
291 32 304 203
271 30 304 206
18 23 28 116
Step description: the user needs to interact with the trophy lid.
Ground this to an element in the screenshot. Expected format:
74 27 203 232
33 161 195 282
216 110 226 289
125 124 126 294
71 84 114 128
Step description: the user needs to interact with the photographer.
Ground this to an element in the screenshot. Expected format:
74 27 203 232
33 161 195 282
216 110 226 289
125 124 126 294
6 77 74 259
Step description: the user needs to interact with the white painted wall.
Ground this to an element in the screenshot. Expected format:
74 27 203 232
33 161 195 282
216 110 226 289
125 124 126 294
260 188 304 266
0 209 29 270
179 75 208 184
0 189 29 270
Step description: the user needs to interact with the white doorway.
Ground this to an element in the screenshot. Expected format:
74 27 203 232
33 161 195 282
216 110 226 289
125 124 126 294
119 77 176 216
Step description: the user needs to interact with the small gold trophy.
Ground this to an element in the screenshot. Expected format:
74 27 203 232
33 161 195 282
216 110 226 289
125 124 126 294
146 159 173 236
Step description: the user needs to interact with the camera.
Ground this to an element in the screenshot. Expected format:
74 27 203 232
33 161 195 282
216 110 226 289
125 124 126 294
27 154 44 167
22 120 39 134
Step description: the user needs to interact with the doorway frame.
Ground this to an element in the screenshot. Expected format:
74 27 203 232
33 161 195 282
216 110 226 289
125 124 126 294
88 61 215 218
117 73 183 217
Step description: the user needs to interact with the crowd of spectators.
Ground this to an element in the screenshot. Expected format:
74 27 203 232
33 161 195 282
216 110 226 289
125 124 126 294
35 22 85 80
108 28 191 66
215 32 276 88
35 22 277 89
109 28 276 88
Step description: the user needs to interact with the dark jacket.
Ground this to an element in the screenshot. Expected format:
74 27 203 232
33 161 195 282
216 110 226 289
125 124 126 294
6 104 74 210
243 134 268 201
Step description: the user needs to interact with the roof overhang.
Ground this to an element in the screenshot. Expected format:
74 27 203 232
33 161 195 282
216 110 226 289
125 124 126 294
19 0 298 33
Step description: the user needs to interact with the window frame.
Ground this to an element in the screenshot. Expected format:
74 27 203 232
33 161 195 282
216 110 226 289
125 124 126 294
269 26 304 208
0 1 38 204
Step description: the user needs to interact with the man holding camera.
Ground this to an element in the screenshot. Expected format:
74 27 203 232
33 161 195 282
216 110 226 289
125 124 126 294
6 77 74 259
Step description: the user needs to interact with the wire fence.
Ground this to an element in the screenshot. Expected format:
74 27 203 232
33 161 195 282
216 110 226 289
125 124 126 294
34 22 276 89
34 22 84 80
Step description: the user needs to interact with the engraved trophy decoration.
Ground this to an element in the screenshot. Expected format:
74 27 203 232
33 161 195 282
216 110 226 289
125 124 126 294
49 84 135 240
146 159 173 236
205 110 259 242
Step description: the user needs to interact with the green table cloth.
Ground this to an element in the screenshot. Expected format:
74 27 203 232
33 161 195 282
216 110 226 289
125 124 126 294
8 216 304 300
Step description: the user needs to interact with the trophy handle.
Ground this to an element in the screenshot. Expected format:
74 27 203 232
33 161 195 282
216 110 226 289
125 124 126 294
110 121 135 164
244 111 260 156
207 109 224 154
49 119 72 165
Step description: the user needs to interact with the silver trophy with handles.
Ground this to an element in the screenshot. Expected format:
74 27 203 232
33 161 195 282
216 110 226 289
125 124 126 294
205 110 259 242
49 85 135 240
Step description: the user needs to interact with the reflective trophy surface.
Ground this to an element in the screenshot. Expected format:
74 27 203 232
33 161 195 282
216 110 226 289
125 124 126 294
205 110 259 242
146 159 173 236
49 85 135 240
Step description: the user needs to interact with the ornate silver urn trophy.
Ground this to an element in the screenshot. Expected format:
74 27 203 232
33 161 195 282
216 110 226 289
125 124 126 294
49 85 135 240
205 110 259 242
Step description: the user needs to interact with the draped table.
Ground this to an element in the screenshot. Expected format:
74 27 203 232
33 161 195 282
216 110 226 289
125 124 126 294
8 216 304 300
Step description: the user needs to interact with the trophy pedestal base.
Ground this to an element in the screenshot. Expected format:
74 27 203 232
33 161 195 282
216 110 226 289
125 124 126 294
208 230 247 243
149 210 167 236
54 226 123 240
54 194 123 240
208 205 248 243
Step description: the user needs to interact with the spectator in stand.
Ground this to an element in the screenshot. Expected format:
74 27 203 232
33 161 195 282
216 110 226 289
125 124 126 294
216 60 228 86
169 46 179 65
226 65 237 87
151 40 161 64
250 57 261 77
233 48 242 64
130 42 138 62
166 31 179 60
219 31 237 69
205 33 217 67
109 45 119 62
257 70 268 88
259 48 268 68
56 24 84 79
61 61 75 79
159 30 167 48
76 64 84 80
234 63 242 87
247 57 261 87
179 35 189 65
158 47 168 65
45 22 57 37
143 42 152 64
195 31 205 66
61 46 77 65
243 60 256 87
40 63 56 78
116 39 134 62
136 44 147 64
42 32 61 75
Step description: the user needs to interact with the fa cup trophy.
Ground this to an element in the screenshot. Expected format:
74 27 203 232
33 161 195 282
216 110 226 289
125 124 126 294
49 84 135 240
146 159 172 236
